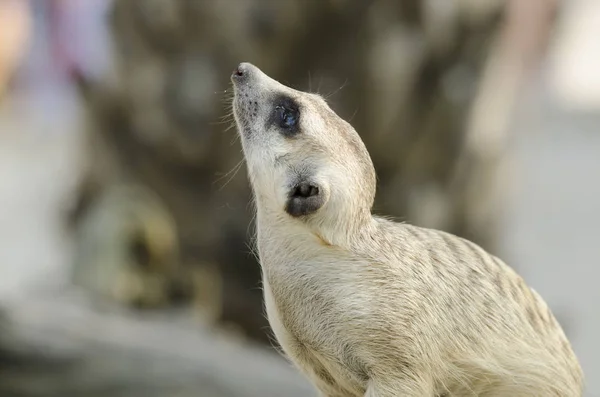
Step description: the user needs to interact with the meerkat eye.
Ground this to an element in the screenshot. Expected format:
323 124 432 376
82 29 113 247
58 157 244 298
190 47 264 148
275 105 299 130
271 95 301 135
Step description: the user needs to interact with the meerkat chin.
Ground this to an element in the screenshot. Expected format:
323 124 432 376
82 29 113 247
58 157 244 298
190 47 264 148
230 62 584 397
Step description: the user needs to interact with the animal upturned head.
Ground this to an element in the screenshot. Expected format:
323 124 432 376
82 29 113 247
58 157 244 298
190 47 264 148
231 63 376 235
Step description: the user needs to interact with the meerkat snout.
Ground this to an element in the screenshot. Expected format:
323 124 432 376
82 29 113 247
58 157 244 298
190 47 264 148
233 64 246 78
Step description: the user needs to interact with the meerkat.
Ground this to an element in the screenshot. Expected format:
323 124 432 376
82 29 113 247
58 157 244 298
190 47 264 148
230 62 584 397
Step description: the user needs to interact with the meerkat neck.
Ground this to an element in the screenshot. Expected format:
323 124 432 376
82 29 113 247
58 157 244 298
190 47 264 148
312 211 376 247
255 201 376 250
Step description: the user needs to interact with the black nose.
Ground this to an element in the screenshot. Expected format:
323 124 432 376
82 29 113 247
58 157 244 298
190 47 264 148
232 63 249 80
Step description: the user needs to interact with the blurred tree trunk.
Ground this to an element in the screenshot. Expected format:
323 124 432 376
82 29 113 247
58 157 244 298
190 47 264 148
67 0 556 345
0 294 315 397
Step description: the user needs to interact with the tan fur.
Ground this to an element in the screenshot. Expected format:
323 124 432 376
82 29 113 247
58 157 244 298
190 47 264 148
231 63 584 397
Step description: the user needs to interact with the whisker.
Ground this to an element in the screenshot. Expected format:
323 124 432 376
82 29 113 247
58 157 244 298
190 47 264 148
209 118 233 126
324 78 349 100
217 112 235 122
349 106 359 123
229 133 240 145
224 121 238 133
213 158 245 191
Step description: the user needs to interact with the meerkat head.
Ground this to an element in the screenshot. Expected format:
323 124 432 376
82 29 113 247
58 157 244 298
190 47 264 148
231 63 376 234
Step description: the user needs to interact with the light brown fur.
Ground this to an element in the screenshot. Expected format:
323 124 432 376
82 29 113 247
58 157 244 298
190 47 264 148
231 62 584 396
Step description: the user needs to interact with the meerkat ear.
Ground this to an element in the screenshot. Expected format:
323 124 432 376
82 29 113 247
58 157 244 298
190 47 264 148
285 181 327 217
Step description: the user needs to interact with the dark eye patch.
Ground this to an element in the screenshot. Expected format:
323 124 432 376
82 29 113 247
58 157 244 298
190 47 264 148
270 95 300 136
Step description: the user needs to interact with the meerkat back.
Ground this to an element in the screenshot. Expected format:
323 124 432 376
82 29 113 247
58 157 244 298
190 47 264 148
230 62 584 397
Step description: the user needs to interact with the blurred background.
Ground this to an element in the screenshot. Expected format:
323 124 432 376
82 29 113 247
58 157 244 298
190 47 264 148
0 0 598 396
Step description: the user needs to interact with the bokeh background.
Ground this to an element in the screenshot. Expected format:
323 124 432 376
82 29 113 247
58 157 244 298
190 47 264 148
0 0 599 396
